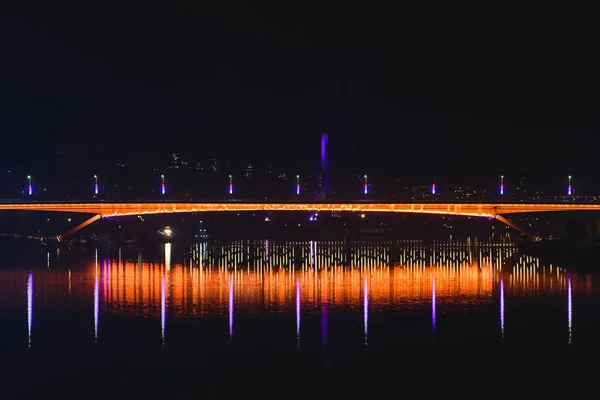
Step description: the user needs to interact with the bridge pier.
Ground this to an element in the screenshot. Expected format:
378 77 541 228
494 215 540 241
57 214 102 242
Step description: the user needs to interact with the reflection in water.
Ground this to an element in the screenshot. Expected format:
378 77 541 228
68 269 72 304
46 252 50 269
3 242 586 351
161 273 166 346
500 279 505 342
296 278 300 347
165 243 171 270
264 240 269 265
228 274 234 338
27 272 33 348
568 274 572 346
94 262 99 342
310 241 317 267
363 276 368 346
432 278 436 331
322 295 328 349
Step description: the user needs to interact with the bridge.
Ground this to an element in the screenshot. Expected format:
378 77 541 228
2 200 600 241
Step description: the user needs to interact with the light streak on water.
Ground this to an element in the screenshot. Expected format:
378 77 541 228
500 279 504 341
229 274 234 338
94 263 99 342
161 274 166 346
432 278 436 330
165 243 171 270
568 274 572 346
363 276 368 346
27 272 33 348
296 277 301 347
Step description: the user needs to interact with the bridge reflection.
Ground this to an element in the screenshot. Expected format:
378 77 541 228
87 241 574 319
1 241 584 349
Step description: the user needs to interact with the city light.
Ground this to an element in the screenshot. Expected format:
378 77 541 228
296 175 300 195
431 183 436 195
568 175 572 196
27 175 32 196
94 175 98 195
161 175 166 195
364 175 368 194
229 175 233 195
500 175 504 196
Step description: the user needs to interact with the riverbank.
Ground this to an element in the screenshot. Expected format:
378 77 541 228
519 238 600 270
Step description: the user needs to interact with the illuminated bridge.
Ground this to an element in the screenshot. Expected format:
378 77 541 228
2 200 600 241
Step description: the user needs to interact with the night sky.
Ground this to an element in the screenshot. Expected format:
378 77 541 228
1 4 598 181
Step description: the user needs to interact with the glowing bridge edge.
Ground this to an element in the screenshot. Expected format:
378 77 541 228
3 202 599 241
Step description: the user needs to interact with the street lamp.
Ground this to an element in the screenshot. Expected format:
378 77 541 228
296 175 300 195
94 175 98 195
161 175 166 195
27 175 32 197
500 175 504 196
568 175 572 196
229 175 233 194
364 175 368 194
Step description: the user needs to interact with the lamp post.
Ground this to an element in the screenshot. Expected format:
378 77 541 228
500 175 504 196
161 175 166 195
27 175 32 197
229 175 233 195
364 175 368 194
296 175 300 195
568 175 572 196
94 175 98 196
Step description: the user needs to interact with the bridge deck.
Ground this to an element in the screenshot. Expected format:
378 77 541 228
1 201 600 217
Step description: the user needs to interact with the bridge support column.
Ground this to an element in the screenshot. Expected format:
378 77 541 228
57 214 102 242
494 215 540 241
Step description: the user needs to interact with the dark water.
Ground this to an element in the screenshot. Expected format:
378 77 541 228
1 239 599 397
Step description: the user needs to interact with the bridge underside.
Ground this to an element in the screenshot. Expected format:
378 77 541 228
2 202 598 241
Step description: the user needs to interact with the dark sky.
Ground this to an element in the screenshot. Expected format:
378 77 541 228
1 4 598 179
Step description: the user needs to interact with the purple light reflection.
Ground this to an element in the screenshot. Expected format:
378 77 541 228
94 262 99 342
296 277 301 347
229 274 234 338
432 278 436 330
500 279 504 340
321 302 328 348
27 272 33 347
161 273 166 346
363 277 368 346
568 274 572 346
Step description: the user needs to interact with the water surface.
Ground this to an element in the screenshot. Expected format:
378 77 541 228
1 239 598 396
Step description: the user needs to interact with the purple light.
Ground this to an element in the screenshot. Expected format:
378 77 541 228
161 183 166 195
321 133 329 197
431 183 436 195
321 301 328 348
432 278 436 330
27 272 33 347
568 185 572 196
568 274 572 345
94 183 99 195
296 184 300 195
94 264 99 341
500 184 504 196
363 277 368 346
296 278 301 346
28 184 32 196
500 279 504 339
229 183 233 194
229 274 234 338
161 273 166 346
364 183 368 194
